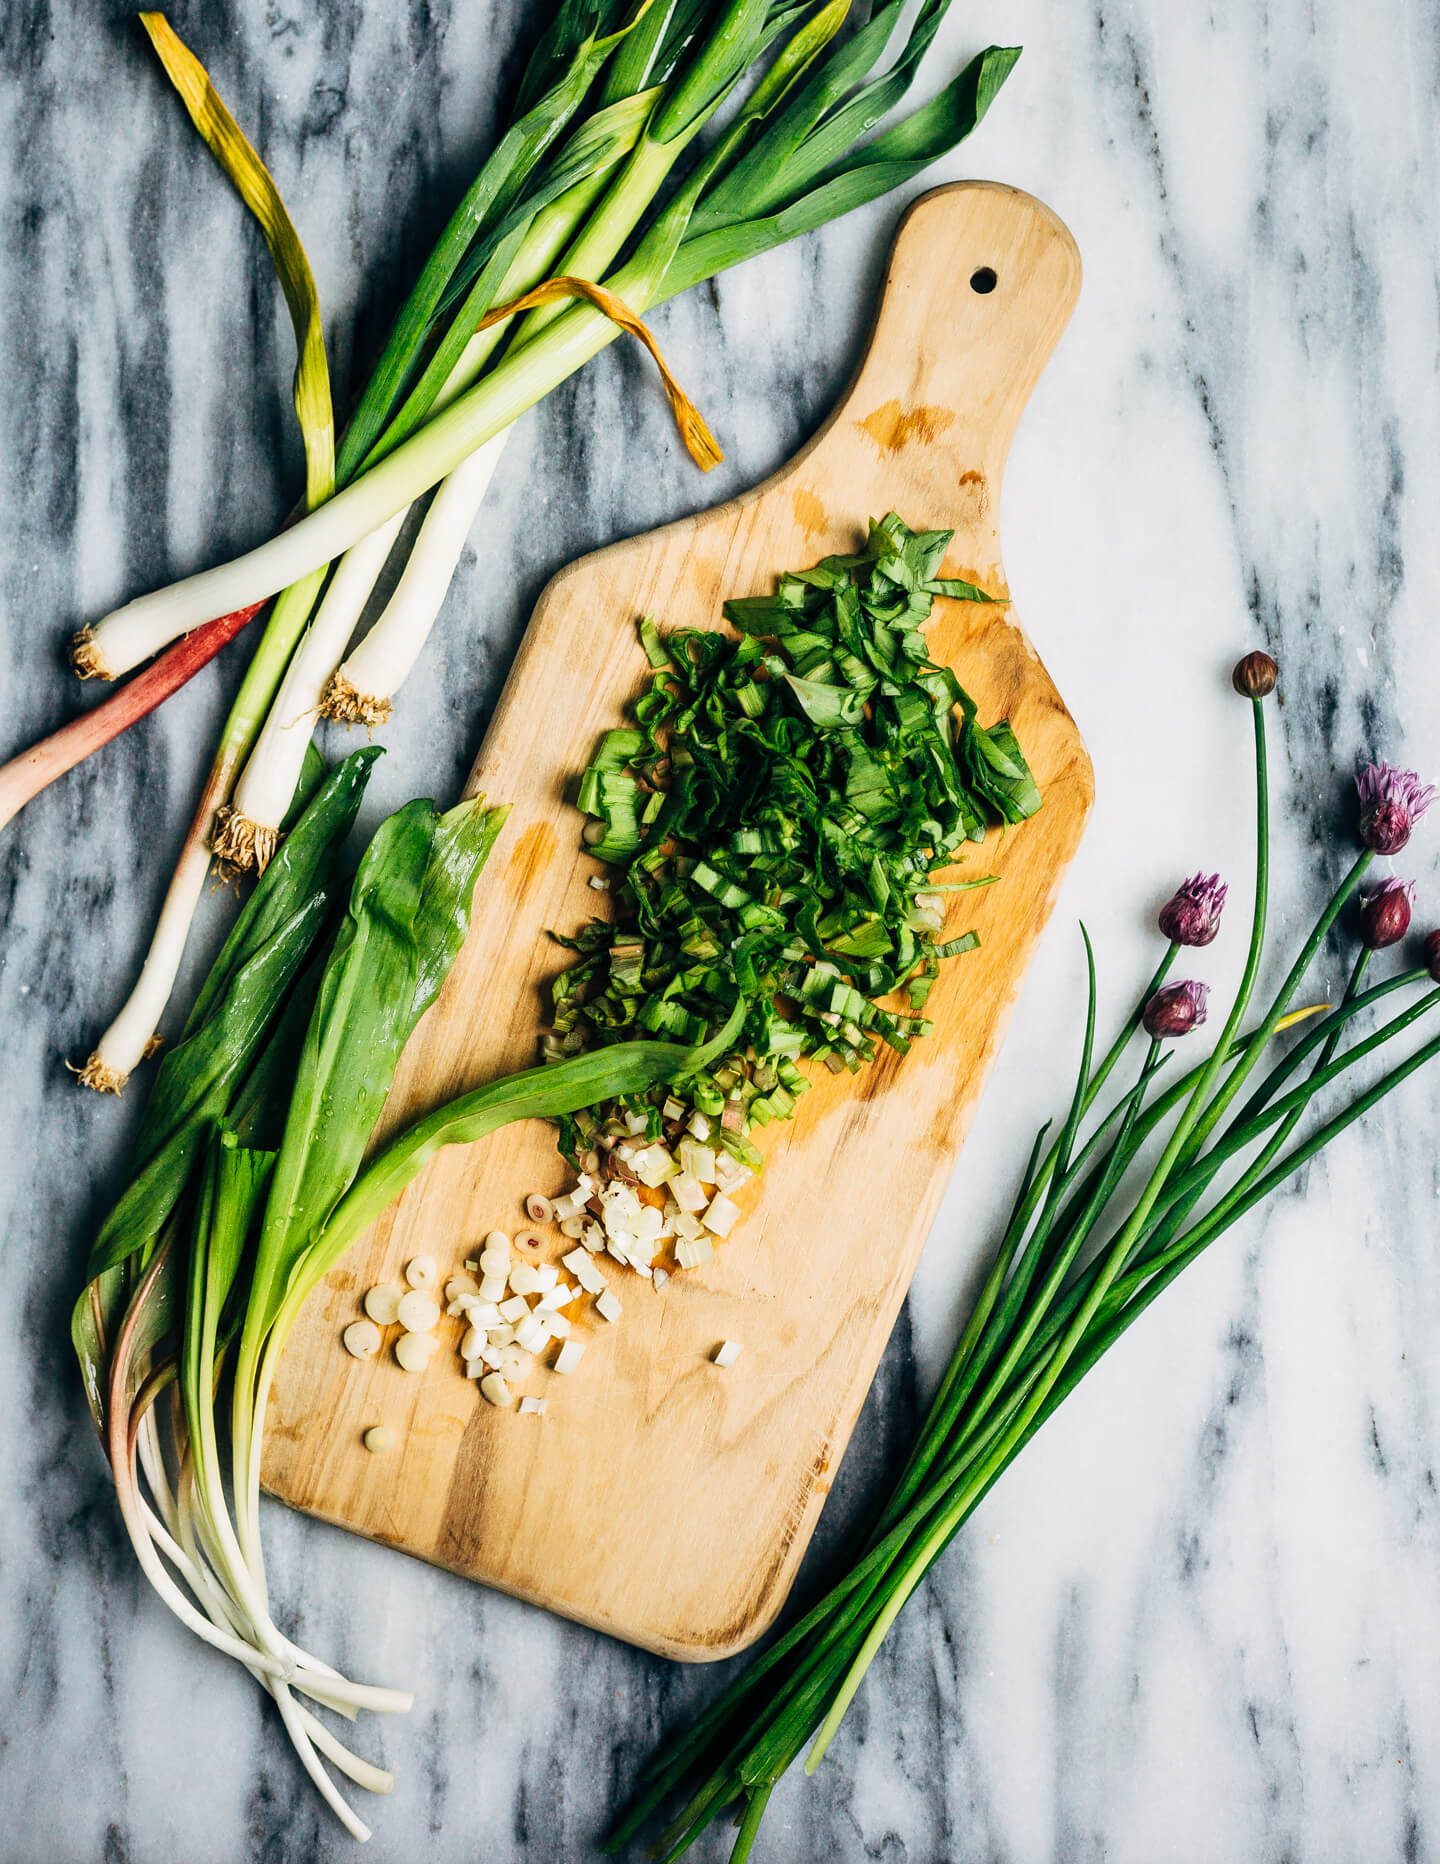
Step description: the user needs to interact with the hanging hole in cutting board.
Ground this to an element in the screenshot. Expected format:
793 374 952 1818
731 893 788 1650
969 265 998 294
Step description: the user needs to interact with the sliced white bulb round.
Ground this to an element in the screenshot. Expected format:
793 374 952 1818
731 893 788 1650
363 1283 403 1326
395 1290 440 1333
343 1320 382 1359
394 1332 438 1374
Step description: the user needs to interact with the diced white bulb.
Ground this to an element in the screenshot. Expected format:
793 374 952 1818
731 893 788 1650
702 1193 741 1238
514 1312 546 1352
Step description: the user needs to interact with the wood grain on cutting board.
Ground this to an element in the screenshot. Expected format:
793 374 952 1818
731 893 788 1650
264 181 1091 1660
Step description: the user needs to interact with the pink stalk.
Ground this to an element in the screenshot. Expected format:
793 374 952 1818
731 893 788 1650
0 600 265 839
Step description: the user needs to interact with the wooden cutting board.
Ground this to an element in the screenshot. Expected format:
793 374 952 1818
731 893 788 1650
264 181 1091 1660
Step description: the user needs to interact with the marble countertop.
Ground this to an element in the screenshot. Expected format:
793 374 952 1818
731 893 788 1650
5 2 1440 1859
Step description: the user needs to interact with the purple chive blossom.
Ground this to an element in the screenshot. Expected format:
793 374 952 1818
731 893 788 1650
1158 872 1228 947
1356 762 1435 856
1358 877 1415 951
1142 979 1211 1039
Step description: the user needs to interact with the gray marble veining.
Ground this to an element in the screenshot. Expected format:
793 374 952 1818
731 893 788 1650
5 1 1440 1859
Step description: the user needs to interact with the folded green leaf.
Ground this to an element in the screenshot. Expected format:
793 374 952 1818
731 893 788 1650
411 799 511 1022
963 719 1043 823
284 740 329 828
783 670 866 728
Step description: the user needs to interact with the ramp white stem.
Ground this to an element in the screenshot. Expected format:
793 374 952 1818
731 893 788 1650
224 512 405 842
329 429 509 716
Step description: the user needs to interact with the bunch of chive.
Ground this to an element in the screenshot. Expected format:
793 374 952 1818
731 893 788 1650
548 514 1040 1166
10 0 1023 1092
606 652 1440 1862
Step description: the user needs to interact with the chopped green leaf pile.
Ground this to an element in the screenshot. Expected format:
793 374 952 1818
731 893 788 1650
548 515 1043 1160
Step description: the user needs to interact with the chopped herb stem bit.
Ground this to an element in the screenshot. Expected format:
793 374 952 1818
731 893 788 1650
552 516 1038 1160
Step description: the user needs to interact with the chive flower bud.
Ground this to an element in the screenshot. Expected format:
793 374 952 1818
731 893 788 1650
1142 979 1210 1039
1158 872 1227 947
1232 651 1277 700
1425 930 1440 982
1355 761 1435 856
1357 877 1415 950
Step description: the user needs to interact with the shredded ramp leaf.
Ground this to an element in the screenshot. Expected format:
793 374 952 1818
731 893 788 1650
549 514 1042 1158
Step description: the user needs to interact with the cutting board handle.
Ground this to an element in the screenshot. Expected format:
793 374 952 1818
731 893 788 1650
811 181 1081 539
